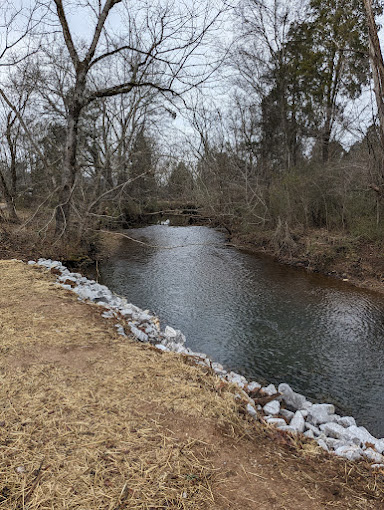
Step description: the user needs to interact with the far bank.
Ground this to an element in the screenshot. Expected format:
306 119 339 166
2 213 384 297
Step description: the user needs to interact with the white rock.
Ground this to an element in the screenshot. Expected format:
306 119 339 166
129 324 148 342
335 416 356 428
324 438 344 450
290 411 306 433
307 404 336 425
263 400 280 415
280 409 294 421
246 403 258 419
278 383 307 410
344 426 379 449
266 418 286 428
375 439 384 455
120 304 140 316
304 429 315 439
371 464 384 470
262 384 277 395
211 362 224 373
164 326 186 346
317 439 329 451
193 352 210 364
305 423 321 436
227 371 247 388
334 444 363 461
247 381 261 392
59 275 76 283
276 425 298 434
363 448 383 463
138 312 154 322
169 343 188 354
155 344 169 351
319 422 347 439
115 324 127 337
73 286 97 301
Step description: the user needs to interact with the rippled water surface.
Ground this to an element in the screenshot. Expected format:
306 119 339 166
100 226 384 437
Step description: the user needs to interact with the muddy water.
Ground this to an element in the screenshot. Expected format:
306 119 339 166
100 225 384 437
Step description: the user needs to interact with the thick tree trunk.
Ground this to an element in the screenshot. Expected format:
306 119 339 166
55 100 82 235
0 168 19 222
53 0 122 234
55 64 87 236
363 0 384 150
6 113 17 196
104 159 114 190
322 128 330 164
369 39 384 151
290 100 298 167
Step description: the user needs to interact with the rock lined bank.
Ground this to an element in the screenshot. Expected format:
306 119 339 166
30 258 384 469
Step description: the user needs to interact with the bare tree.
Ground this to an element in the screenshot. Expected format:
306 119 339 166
35 0 224 235
0 0 44 222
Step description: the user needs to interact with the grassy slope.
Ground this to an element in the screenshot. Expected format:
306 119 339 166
0 261 383 509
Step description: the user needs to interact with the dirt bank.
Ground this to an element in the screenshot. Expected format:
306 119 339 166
230 228 384 295
0 260 383 509
0 220 96 270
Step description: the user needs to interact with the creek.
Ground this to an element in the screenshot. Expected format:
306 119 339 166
100 225 384 437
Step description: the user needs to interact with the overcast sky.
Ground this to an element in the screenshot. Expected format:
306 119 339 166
3 0 384 150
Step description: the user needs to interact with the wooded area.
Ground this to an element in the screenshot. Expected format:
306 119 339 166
1 0 384 256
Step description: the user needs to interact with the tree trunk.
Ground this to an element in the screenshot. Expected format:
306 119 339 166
55 100 82 235
0 168 19 222
363 0 384 150
104 159 114 190
6 113 17 196
322 128 330 164
322 106 332 164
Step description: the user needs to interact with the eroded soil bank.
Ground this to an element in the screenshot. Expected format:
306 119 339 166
231 228 384 294
0 260 384 509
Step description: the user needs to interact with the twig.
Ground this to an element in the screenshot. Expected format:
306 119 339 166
95 228 233 250
16 459 46 509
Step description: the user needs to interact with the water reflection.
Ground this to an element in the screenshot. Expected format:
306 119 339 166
100 225 384 437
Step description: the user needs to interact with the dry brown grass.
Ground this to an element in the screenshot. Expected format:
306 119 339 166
0 260 383 509
0 360 219 509
0 261 247 509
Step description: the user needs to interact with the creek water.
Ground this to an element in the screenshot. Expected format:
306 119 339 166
100 225 384 438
